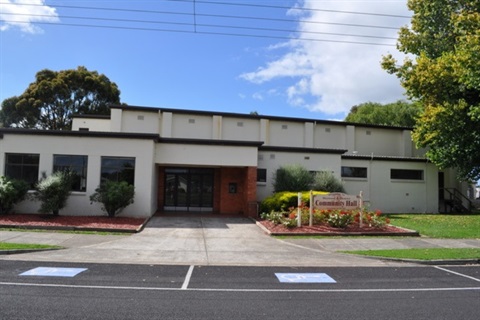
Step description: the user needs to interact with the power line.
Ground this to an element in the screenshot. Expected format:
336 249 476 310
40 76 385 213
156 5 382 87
2 19 396 46
167 0 411 18
1 12 398 41
0 1 405 30
0 1 401 46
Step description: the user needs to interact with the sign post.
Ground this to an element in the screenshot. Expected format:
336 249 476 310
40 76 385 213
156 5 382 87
297 192 302 227
309 190 313 227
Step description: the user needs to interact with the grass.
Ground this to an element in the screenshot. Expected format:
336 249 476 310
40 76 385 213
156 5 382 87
341 248 480 261
0 227 129 236
388 214 480 238
0 242 63 250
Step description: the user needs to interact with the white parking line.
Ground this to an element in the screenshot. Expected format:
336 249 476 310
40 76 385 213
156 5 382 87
434 266 480 283
1 281 479 293
181 265 195 290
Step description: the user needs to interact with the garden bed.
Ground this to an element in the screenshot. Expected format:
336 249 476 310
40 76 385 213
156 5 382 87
257 219 420 236
0 214 147 233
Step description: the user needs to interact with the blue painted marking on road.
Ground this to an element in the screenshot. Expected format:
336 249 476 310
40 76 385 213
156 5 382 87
20 267 88 277
275 273 336 283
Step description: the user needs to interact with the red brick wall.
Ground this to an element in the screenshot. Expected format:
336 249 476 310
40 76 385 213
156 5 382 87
156 166 257 217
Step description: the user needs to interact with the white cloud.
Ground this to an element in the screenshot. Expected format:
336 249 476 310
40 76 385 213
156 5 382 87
240 0 411 116
0 0 59 34
252 92 264 101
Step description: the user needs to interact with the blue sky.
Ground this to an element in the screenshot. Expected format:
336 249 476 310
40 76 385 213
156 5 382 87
0 0 411 120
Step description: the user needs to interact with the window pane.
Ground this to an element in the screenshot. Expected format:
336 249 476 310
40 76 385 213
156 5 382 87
341 166 367 178
5 153 40 188
390 169 423 180
101 157 135 185
257 168 267 183
53 155 88 191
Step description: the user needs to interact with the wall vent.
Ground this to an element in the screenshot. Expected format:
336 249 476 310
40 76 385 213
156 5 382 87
137 115 144 120
281 124 288 130
188 119 195 124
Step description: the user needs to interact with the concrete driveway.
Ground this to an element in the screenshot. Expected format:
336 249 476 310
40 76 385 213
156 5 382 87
0 215 403 266
2 216 477 266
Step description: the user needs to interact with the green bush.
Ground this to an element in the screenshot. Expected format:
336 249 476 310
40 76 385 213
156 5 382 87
34 171 73 215
312 171 345 193
90 180 135 217
260 190 328 213
273 164 313 192
0 176 29 215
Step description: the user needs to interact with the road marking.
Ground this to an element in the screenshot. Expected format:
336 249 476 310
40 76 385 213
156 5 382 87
434 266 480 283
275 273 336 283
182 265 194 290
1 281 479 293
19 267 87 277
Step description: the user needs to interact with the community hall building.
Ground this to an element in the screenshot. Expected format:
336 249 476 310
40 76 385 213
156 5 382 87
0 105 474 218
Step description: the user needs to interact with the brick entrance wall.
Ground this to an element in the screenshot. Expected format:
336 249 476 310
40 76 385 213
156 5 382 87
218 167 257 217
157 166 257 217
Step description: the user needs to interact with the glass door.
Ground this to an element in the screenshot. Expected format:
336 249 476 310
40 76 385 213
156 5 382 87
164 168 213 211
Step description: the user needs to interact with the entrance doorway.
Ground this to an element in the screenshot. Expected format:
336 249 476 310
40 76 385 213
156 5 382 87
164 168 214 211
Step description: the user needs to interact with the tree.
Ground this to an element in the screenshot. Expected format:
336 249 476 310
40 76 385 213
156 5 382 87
0 66 121 130
312 171 345 193
345 100 422 127
273 164 313 193
382 0 480 181
90 181 135 217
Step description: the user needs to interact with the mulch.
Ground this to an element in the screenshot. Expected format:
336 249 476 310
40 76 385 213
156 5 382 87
257 220 420 236
0 214 147 232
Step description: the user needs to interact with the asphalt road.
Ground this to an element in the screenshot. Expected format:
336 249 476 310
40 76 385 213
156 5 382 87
1 261 479 320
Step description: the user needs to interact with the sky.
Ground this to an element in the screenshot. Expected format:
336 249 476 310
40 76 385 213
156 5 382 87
0 0 412 121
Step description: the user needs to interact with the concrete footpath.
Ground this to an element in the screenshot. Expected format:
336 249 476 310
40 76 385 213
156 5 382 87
0 216 479 267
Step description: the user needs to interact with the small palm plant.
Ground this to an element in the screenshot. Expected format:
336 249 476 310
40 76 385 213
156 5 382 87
34 171 73 216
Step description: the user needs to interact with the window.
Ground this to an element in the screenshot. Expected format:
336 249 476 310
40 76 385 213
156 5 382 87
101 157 135 185
257 168 267 183
4 153 39 188
390 169 423 180
341 166 368 178
53 155 88 191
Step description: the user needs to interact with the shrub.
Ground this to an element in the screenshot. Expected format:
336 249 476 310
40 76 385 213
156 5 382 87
312 171 345 193
0 176 29 215
326 210 354 228
34 171 73 215
260 190 328 213
273 164 313 192
90 180 135 217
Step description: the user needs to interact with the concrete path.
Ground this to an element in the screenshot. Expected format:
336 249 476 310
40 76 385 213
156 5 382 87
0 216 478 266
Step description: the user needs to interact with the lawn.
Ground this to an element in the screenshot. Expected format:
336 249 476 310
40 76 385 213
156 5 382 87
341 248 480 260
388 214 480 238
0 242 62 250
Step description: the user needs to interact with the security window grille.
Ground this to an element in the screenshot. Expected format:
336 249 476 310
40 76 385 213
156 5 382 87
53 155 88 191
341 166 368 178
390 169 423 180
101 157 135 185
5 153 40 188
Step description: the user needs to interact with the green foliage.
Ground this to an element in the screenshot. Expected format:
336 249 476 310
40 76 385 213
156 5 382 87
259 191 328 213
345 100 423 127
261 206 390 229
0 176 29 215
34 171 73 215
90 180 135 218
326 210 355 228
382 0 480 181
273 164 313 193
0 66 121 130
312 171 345 193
